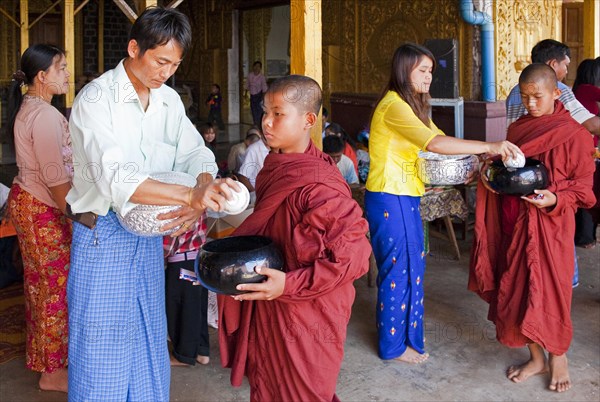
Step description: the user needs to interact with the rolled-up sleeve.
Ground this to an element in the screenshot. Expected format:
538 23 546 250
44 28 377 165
172 104 218 180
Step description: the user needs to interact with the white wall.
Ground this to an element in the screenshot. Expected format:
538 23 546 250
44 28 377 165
228 10 240 125
266 5 290 77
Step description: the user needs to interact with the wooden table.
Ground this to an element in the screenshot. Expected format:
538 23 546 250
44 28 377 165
420 187 469 260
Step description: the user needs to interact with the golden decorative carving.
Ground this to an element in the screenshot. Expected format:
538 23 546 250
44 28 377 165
243 8 271 71
495 0 563 100
459 22 476 100
324 0 461 96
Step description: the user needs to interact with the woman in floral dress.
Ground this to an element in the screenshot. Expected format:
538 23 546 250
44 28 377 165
7 44 72 393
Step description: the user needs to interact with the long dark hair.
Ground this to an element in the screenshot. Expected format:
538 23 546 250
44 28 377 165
376 43 436 127
573 58 600 92
6 44 65 146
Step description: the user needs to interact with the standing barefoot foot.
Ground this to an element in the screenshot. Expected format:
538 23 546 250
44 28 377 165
393 347 429 364
39 368 68 393
548 354 571 392
507 343 548 383
196 355 210 365
506 360 548 383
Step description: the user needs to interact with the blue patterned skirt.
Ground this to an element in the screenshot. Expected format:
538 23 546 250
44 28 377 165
365 191 426 359
67 212 170 401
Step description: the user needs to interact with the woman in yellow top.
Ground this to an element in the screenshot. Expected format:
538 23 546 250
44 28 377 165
365 43 520 364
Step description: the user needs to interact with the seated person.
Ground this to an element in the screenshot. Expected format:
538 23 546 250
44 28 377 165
199 123 217 154
356 128 371 183
325 122 359 175
321 107 330 138
323 135 359 186
227 127 261 175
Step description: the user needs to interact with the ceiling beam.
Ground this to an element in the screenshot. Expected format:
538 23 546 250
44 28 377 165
113 0 137 23
166 0 185 9
0 7 20 27
75 0 92 16
29 0 62 29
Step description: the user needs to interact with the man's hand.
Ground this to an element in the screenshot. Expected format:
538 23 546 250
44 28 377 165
157 205 202 237
158 178 243 237
190 177 243 213
232 267 285 301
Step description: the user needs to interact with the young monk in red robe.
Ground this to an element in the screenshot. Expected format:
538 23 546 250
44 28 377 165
469 63 596 393
218 75 371 401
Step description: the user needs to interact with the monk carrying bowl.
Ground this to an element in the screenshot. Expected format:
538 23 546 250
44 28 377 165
195 235 284 295
481 158 549 195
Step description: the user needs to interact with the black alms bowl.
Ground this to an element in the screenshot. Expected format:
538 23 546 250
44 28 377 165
481 158 549 195
195 236 284 295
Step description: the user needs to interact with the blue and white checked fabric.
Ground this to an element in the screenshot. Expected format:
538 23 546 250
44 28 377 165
67 212 170 401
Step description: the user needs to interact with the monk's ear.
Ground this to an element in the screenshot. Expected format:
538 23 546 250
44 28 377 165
305 111 317 129
553 87 561 100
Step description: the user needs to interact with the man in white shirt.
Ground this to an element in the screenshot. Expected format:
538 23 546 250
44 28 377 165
66 8 239 401
506 39 600 135
323 135 359 186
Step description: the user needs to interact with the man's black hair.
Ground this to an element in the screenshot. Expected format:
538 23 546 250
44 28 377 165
531 39 571 64
129 7 192 57
323 135 345 154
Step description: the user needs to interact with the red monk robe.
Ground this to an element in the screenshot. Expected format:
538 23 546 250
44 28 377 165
469 101 596 355
218 141 371 402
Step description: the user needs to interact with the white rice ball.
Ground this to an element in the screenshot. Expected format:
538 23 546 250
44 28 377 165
224 184 250 215
503 152 526 168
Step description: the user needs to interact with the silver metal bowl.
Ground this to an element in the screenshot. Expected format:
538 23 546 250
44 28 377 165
117 171 197 237
417 151 479 186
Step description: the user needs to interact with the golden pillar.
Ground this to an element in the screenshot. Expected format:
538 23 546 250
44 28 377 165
20 0 28 55
64 0 75 107
290 0 323 148
98 0 105 73
583 0 599 59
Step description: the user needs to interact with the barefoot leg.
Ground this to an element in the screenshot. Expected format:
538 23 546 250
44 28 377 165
393 346 429 364
548 353 571 392
506 343 548 383
38 368 68 393
196 355 210 365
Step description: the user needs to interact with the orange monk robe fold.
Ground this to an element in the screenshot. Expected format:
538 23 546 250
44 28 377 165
469 101 596 355
218 141 371 402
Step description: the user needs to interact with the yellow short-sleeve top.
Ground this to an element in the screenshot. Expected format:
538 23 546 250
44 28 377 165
365 91 445 196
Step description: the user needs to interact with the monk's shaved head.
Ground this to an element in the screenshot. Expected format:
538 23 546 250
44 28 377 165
265 75 322 115
519 63 558 90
